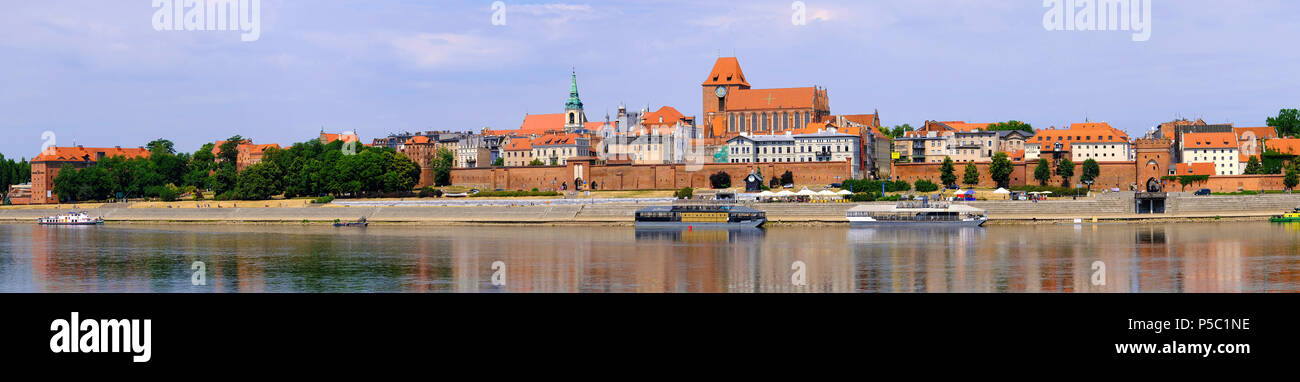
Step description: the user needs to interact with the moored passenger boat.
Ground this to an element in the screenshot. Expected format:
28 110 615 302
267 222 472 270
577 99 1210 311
847 201 987 227
635 201 766 228
37 211 105 226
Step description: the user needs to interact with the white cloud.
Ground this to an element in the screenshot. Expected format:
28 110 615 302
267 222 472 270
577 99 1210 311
390 32 518 70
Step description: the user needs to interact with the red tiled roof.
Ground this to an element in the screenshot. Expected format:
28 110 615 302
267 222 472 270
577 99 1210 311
321 133 359 144
531 134 583 147
642 106 687 126
1175 162 1215 176
33 146 150 162
1266 138 1300 155
405 136 432 145
1233 127 1277 142
725 87 819 111
702 57 750 87
505 138 532 151
1030 122 1130 151
1183 132 1237 149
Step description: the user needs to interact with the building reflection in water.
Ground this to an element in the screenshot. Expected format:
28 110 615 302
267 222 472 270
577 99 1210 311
5 222 1300 293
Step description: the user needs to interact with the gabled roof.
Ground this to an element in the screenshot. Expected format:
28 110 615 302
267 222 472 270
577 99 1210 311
1182 132 1237 149
1175 162 1215 176
33 146 150 162
531 134 584 147
1266 138 1300 155
1233 127 1277 142
642 106 688 126
702 57 750 87
725 87 819 111
404 136 433 145
505 137 532 151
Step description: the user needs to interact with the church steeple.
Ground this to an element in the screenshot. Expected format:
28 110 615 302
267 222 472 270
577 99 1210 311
565 70 583 110
564 69 586 132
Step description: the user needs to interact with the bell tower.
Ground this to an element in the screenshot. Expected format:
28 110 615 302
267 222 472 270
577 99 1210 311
565 70 587 132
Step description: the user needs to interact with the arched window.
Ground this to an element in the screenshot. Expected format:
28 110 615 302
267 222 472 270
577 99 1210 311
729 114 736 132
803 112 810 126
761 112 768 131
739 114 746 131
751 113 758 131
782 112 789 130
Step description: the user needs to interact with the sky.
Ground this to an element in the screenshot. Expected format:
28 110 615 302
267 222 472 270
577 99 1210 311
1 0 1297 159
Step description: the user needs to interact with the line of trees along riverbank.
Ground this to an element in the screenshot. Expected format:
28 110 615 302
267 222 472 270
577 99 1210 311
1 154 32 200
52 136 420 202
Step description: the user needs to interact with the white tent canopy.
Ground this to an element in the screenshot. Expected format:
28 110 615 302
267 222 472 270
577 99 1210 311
817 190 838 196
837 190 852 195
758 191 776 198
776 190 796 196
993 188 1011 194
797 188 818 196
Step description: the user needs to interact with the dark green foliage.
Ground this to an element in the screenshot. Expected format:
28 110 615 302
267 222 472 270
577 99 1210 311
915 179 940 193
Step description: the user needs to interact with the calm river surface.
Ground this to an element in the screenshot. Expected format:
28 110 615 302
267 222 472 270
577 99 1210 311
2 222 1299 293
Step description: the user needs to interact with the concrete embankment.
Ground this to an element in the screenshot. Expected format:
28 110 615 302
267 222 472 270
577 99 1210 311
3 193 1299 225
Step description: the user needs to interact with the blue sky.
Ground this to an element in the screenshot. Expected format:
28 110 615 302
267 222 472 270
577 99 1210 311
1 0 1297 159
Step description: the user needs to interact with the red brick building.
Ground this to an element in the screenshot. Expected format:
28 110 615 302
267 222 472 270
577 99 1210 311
30 146 150 204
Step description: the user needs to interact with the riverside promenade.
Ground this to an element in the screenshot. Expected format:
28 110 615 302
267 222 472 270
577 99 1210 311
3 192 1299 225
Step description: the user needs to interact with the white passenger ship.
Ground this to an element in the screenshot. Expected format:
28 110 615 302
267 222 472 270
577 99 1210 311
846 201 987 227
37 211 105 226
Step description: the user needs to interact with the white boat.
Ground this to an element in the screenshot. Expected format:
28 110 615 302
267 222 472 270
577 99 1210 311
847 201 987 227
37 211 105 226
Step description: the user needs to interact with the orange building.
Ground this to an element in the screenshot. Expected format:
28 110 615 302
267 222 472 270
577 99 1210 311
701 57 831 139
1027 122 1132 163
30 146 150 204
212 139 282 172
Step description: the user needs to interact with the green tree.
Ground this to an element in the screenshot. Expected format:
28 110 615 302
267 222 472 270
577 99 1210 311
914 179 939 193
1287 164 1299 191
709 171 732 189
1034 158 1052 186
988 152 1013 188
1244 156 1262 175
492 157 505 167
528 158 545 166
886 124 915 139
962 162 979 186
431 147 455 187
145 139 176 155
939 156 957 187
185 143 217 189
1081 158 1100 189
234 162 283 200
1268 109 1300 138
780 170 794 186
987 120 1034 133
1056 157 1075 188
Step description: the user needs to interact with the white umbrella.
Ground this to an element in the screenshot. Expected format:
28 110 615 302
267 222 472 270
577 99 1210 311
1041 191 1053 195
993 188 1010 194
836 190 852 195
776 190 796 197
797 188 818 196
818 190 838 196
758 191 775 199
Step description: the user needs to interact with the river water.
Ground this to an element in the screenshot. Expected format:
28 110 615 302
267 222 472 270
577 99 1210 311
1 222 1298 293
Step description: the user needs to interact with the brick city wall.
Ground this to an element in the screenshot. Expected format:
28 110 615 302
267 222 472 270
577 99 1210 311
1190 175 1285 192
451 160 853 191
893 161 1139 190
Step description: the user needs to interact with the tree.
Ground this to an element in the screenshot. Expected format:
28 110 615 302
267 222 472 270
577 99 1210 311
1287 164 1299 191
528 158 545 166
779 170 794 186
987 120 1034 133
939 156 957 187
674 187 694 199
962 163 980 186
234 162 283 200
431 147 455 187
492 157 505 167
1034 158 1052 186
1081 159 1100 189
1056 157 1075 188
146 139 176 155
988 152 1013 188
914 179 939 193
1244 156 1263 175
886 124 915 139
1268 109 1300 138
709 171 732 189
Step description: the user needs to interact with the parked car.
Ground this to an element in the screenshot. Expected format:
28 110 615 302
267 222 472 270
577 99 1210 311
828 183 842 189
1194 189 1212 196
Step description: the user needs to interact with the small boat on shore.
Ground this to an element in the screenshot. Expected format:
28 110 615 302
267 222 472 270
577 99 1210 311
334 217 369 227
847 201 987 227
1269 207 1300 223
37 211 104 226
635 201 766 228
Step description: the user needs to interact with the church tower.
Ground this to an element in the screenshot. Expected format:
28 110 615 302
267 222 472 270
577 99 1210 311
565 71 587 132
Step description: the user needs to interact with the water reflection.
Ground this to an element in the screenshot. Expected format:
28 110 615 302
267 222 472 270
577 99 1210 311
1 222 1298 293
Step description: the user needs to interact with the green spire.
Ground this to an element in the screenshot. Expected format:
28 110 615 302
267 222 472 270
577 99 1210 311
565 70 583 110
